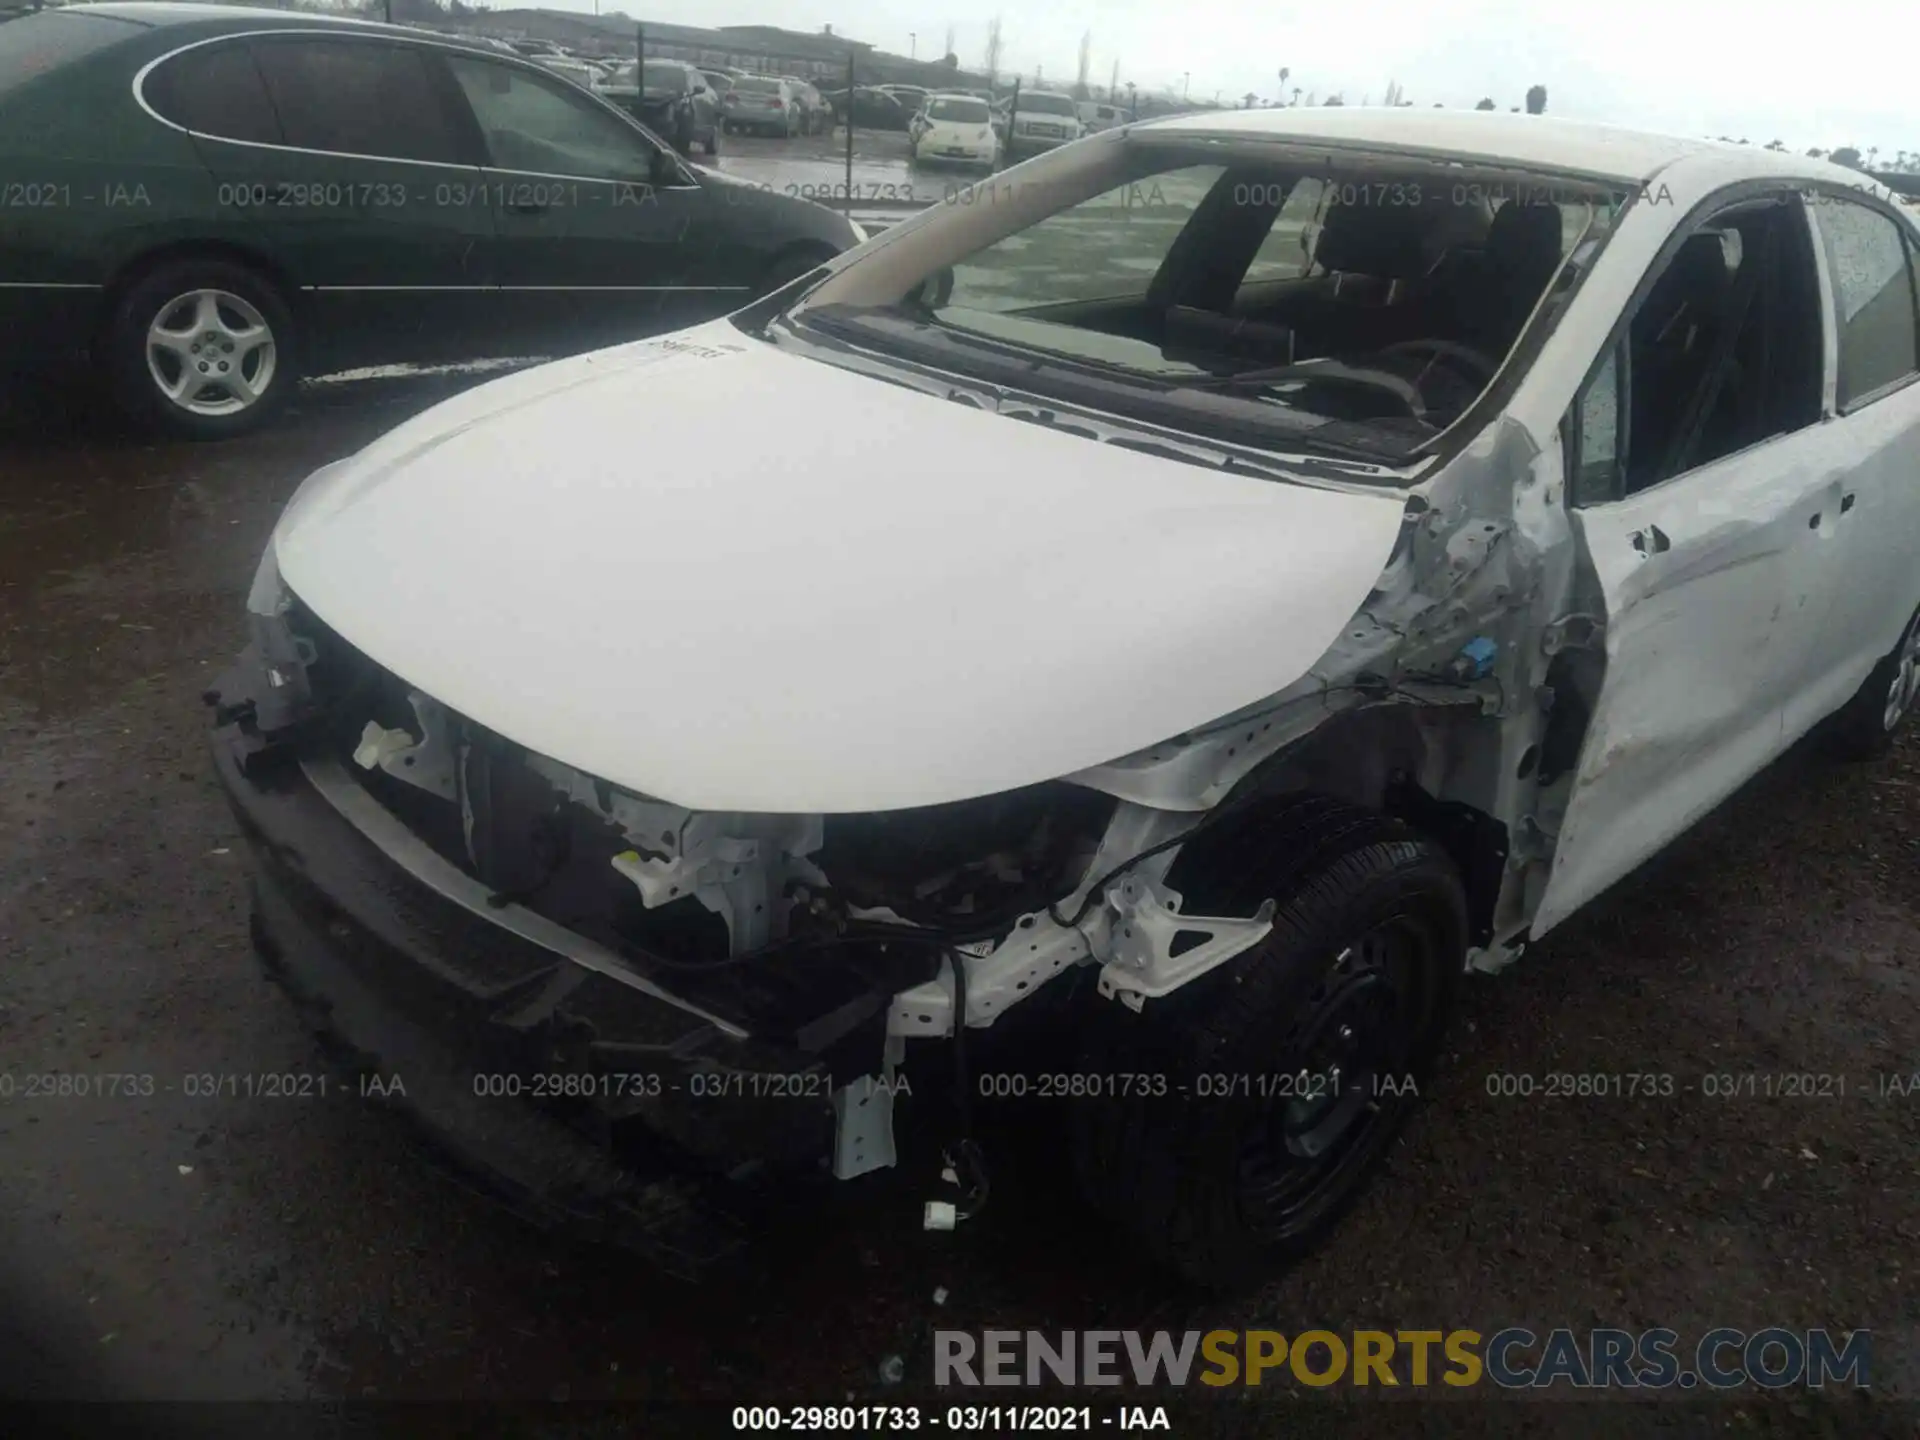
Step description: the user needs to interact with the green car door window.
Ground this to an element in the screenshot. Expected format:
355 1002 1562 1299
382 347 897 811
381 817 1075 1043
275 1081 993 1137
250 38 464 164
445 54 656 182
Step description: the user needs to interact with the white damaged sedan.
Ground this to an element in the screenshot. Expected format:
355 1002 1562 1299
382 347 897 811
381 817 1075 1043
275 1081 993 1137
210 108 1920 1287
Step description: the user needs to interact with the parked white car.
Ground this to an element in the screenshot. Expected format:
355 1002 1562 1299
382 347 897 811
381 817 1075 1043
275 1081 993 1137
213 109 1920 1289
1078 99 1125 132
909 92 1000 168
1000 89 1084 156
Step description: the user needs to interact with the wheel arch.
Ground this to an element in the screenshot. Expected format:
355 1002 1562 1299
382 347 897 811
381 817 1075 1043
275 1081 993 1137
97 239 304 352
1212 705 1511 948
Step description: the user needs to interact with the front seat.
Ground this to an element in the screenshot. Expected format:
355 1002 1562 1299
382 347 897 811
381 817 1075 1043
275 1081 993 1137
1455 200 1565 354
1282 200 1447 355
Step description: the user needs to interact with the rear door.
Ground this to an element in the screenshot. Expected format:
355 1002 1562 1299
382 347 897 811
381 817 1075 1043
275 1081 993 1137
439 50 719 350
1533 186 1849 935
207 33 497 370
1794 191 1920 737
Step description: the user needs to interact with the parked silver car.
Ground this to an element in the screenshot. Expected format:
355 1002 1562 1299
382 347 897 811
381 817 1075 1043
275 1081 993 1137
722 74 801 137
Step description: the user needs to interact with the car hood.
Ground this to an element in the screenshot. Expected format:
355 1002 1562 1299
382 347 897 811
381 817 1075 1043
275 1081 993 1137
272 321 1408 814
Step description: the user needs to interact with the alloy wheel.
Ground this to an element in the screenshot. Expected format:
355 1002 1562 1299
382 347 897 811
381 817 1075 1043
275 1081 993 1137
145 289 276 417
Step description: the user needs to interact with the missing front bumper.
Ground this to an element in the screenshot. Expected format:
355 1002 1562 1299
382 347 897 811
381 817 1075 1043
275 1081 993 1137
208 710 878 1276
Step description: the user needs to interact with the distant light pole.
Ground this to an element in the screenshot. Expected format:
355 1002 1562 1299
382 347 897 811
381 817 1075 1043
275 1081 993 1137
1182 71 1190 100
910 32 917 59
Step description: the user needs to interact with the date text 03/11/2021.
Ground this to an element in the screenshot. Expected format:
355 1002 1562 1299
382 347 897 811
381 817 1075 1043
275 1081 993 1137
730 1405 1172 1432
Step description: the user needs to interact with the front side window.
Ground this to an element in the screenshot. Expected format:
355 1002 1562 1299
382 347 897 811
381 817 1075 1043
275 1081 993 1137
446 54 655 182
1815 197 1920 410
249 39 463 164
145 42 281 145
1571 343 1623 506
1571 191 1825 503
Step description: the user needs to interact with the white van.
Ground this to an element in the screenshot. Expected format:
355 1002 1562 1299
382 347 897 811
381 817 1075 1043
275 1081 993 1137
1078 100 1125 131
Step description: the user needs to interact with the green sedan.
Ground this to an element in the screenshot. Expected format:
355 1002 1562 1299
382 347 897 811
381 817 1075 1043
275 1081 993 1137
0 3 862 437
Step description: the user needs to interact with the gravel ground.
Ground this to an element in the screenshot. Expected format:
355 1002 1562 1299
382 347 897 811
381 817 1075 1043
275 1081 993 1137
2 324 1917 1435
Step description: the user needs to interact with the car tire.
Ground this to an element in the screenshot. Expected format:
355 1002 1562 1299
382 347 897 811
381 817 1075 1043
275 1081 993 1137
1067 794 1465 1291
1825 604 1920 761
105 256 296 441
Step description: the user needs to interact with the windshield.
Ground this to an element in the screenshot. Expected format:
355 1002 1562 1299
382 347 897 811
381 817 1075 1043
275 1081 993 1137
1019 93 1078 116
642 62 686 93
928 97 991 123
784 133 1620 467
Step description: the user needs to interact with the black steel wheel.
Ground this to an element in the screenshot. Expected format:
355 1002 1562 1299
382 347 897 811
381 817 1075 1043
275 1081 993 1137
1069 794 1465 1289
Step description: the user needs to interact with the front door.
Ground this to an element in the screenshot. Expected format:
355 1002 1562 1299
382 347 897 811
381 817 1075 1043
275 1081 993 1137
1533 188 1847 935
439 52 727 354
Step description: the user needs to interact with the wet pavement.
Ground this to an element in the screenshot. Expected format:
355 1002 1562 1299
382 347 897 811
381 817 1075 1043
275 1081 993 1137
2 148 1917 1431
712 127 950 206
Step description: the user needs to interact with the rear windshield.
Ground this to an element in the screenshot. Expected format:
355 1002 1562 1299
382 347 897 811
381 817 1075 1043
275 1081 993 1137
0 10 139 96
928 98 990 122
733 75 780 93
642 62 685 92
1020 93 1078 116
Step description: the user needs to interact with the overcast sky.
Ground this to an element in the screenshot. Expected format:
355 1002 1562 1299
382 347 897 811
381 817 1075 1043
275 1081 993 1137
571 0 1914 158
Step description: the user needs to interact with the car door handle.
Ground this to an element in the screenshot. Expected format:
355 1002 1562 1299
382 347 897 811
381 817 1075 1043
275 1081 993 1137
1630 524 1670 556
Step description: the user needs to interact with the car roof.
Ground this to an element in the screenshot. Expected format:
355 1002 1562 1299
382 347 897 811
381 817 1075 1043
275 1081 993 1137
1137 107 1869 187
59 1 386 28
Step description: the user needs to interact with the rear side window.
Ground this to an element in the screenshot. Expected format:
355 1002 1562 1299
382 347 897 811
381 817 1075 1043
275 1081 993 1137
250 38 464 164
0 11 139 96
1816 198 1920 409
145 43 281 146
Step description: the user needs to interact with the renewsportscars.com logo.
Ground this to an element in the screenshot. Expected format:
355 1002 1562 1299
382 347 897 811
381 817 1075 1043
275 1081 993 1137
934 1328 1871 1390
